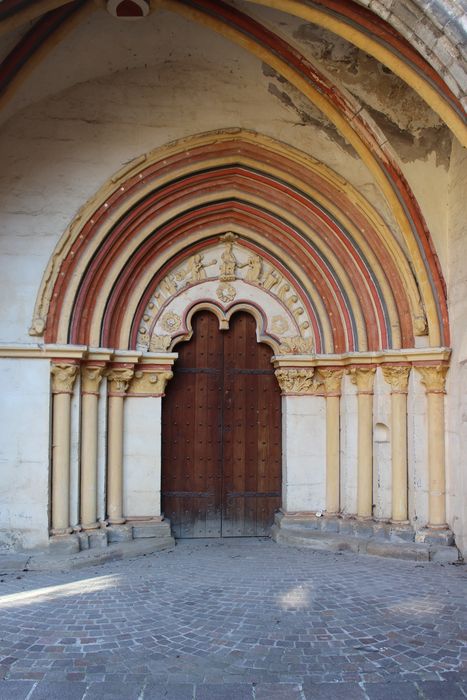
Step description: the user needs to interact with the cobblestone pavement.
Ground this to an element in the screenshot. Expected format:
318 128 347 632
0 538 466 699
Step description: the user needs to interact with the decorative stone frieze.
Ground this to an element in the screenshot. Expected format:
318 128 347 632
277 336 313 355
275 368 320 395
51 362 79 394
382 365 410 393
128 369 173 396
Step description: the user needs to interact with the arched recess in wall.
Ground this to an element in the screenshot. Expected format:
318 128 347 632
30 130 447 354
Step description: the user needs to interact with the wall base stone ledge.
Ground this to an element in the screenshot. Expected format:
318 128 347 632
272 512 461 563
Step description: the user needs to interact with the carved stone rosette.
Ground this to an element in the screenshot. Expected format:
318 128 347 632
382 365 410 394
275 368 319 395
128 369 173 397
81 364 105 395
349 366 376 394
106 366 135 396
51 362 79 394
416 364 448 394
319 368 344 397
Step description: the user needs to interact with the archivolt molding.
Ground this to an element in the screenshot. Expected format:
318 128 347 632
136 233 314 356
29 130 440 356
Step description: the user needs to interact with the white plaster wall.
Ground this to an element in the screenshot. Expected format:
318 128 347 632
281 395 326 512
372 368 392 521
0 359 50 550
340 373 358 515
123 396 162 518
446 138 467 556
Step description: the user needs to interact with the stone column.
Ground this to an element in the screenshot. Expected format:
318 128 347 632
382 365 410 523
125 366 173 523
50 361 79 534
320 368 344 515
416 365 449 529
80 363 105 530
350 366 376 519
106 364 134 525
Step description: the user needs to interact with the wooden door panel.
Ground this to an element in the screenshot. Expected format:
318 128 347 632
162 310 281 538
162 312 223 537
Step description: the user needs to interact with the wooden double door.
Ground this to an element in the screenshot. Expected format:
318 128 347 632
162 311 282 537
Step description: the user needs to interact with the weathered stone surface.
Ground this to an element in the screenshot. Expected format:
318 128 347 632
106 525 132 543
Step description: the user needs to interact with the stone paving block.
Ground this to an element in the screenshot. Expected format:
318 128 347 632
302 682 367 699
417 680 465 698
84 681 145 699
364 681 421 699
195 682 253 699
0 681 35 699
141 683 195 699
254 682 303 699
29 681 87 699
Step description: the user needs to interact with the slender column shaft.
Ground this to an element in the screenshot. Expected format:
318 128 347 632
351 367 376 519
107 395 125 524
382 365 410 523
81 394 99 527
326 396 341 513
391 391 408 522
80 365 105 529
50 362 78 534
52 392 72 532
417 365 448 528
320 369 343 515
106 366 134 525
357 392 373 518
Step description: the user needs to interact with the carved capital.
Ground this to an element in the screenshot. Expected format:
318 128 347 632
106 367 135 395
349 366 376 394
382 365 410 394
275 368 320 395
319 368 344 396
81 364 105 395
416 365 448 394
51 362 79 394
128 369 173 396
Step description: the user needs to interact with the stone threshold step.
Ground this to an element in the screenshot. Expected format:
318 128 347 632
0 536 174 574
271 526 461 563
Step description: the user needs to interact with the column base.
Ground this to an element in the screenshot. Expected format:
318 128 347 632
107 517 126 525
415 527 454 546
107 524 133 543
48 533 80 555
50 527 73 536
81 522 100 531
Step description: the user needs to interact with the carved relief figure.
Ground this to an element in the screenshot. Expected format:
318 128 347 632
179 253 217 284
220 241 238 281
262 269 281 291
244 254 263 283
